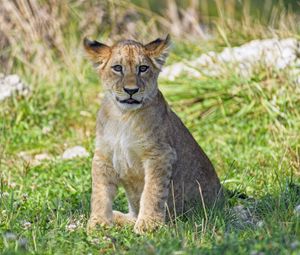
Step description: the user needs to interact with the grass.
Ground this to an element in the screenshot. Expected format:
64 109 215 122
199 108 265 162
1 69 299 254
1 1 300 254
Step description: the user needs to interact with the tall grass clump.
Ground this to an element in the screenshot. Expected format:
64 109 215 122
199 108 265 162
1 0 299 79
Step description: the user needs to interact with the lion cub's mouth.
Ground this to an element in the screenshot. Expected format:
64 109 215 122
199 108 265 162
116 97 142 105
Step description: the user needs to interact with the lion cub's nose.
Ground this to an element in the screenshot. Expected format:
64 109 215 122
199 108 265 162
124 88 139 96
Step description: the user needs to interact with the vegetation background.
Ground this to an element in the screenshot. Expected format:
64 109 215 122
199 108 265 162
0 0 299 254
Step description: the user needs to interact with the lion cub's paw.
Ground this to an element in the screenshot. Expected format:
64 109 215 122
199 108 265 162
86 217 113 234
113 211 136 226
134 217 163 234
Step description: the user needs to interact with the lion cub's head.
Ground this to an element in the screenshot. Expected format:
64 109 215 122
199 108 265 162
84 36 170 111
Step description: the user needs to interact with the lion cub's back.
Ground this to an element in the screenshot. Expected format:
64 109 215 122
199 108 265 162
166 109 223 215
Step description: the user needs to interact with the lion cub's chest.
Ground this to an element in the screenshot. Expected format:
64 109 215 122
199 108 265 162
100 118 144 177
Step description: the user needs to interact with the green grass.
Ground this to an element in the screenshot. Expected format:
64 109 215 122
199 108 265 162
1 38 300 254
1 71 300 254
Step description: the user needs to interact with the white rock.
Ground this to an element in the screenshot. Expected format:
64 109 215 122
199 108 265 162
0 89 11 101
229 205 260 229
90 238 100 245
62 146 89 160
256 220 264 228
160 38 300 82
250 251 265 255
0 192 9 198
19 151 52 166
0 74 29 101
231 205 251 221
34 153 51 161
290 241 299 250
22 221 32 229
18 238 28 249
42 126 52 134
66 223 77 232
32 153 52 166
4 74 20 85
294 204 300 216
4 232 17 241
9 182 16 189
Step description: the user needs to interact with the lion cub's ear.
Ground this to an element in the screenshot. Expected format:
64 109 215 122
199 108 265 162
144 35 171 69
83 37 111 69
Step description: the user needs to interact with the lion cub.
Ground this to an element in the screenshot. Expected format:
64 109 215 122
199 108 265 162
84 35 222 234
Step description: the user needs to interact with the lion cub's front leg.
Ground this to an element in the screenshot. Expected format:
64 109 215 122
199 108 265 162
87 150 118 232
134 148 176 234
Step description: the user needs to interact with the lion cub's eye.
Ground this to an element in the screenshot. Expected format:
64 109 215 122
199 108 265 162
112 65 123 72
138 65 149 73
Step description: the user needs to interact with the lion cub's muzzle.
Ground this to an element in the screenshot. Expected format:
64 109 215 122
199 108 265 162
116 87 142 105
124 88 139 96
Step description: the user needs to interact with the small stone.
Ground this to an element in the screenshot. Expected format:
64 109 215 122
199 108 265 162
18 151 52 166
294 204 300 216
231 205 249 221
103 236 111 241
34 153 51 161
42 126 51 134
4 232 17 241
18 238 28 250
0 73 30 102
21 193 29 201
22 221 32 229
9 182 16 189
66 223 77 232
250 251 265 255
18 151 31 162
0 192 9 198
229 205 259 229
80 110 92 117
256 220 264 228
90 238 100 245
103 235 116 244
62 146 89 160
290 241 299 250
4 74 20 85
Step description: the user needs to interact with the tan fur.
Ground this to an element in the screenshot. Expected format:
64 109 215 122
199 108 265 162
84 36 223 234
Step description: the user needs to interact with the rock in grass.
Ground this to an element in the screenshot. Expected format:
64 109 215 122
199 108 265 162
229 205 260 229
290 241 299 250
250 251 265 255
160 38 300 83
34 153 52 163
17 237 28 250
0 74 29 101
294 204 300 216
18 151 52 166
4 232 17 241
62 146 89 160
66 223 77 232
21 221 32 229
